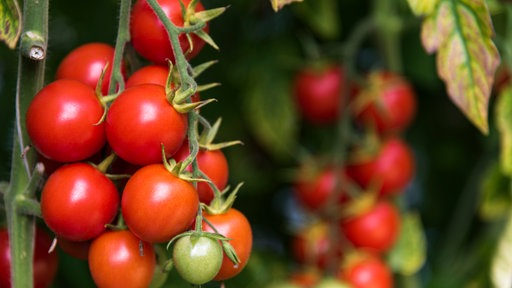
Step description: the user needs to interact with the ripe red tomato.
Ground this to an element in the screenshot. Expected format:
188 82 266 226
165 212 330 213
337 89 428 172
55 43 124 95
26 79 106 163
337 253 393 288
202 208 253 281
294 166 349 212
130 0 208 65
346 137 415 197
173 141 229 204
105 84 188 165
88 230 156 288
291 221 343 269
293 64 346 124
340 201 400 253
121 164 199 243
0 227 58 288
352 71 416 135
40 162 120 241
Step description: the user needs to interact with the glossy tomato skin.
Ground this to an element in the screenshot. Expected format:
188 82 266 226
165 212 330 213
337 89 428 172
202 208 253 281
340 201 400 253
88 230 156 288
293 65 344 124
294 166 349 212
173 141 229 204
105 84 188 166
26 79 106 163
338 254 393 288
346 137 415 197
40 163 120 241
130 0 208 65
172 235 223 285
55 43 123 95
353 71 416 135
122 164 199 243
0 227 58 288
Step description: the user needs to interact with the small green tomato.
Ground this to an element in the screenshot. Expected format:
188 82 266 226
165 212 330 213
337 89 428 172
172 234 223 285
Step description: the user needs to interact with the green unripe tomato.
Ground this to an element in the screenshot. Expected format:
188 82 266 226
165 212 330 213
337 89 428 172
172 234 223 285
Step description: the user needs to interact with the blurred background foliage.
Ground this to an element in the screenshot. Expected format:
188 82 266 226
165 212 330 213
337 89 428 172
1 0 511 287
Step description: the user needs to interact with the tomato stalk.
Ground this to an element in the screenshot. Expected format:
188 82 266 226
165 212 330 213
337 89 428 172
4 0 49 286
108 0 132 95
372 0 404 73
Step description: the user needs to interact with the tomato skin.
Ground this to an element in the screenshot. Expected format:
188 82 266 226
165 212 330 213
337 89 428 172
293 65 344 124
346 137 415 197
338 254 393 288
294 166 349 212
172 235 223 285
88 230 156 288
55 43 123 95
0 227 59 288
353 71 416 135
340 201 400 253
130 0 208 65
122 164 199 243
40 163 120 242
173 142 229 204
105 84 188 166
26 79 106 163
202 208 253 281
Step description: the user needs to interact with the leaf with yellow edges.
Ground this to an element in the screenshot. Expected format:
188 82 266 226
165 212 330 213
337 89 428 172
0 0 21 49
416 0 500 134
270 0 303 12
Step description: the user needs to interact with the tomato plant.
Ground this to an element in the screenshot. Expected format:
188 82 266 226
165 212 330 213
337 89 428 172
88 230 156 288
130 0 208 65
121 164 199 243
40 162 120 241
172 234 224 285
105 84 188 165
26 79 106 163
337 253 393 288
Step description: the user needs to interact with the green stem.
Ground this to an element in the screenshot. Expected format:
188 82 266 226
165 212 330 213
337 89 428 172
372 0 403 73
108 0 132 95
5 0 49 287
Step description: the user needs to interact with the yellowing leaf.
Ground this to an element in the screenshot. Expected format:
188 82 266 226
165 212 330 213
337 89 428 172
496 86 512 176
407 0 439 16
420 0 500 134
270 0 303 12
0 0 21 49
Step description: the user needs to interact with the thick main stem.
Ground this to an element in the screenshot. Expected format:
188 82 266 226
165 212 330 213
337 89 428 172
5 0 49 287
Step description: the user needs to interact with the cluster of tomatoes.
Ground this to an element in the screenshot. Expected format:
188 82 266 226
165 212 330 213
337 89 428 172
281 63 417 287
1 0 253 287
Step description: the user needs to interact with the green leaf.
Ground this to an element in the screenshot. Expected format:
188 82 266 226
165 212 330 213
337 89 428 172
420 0 500 134
491 211 512 288
387 212 426 276
270 0 303 12
477 160 511 221
0 0 21 49
407 0 439 15
496 86 512 176
292 0 341 40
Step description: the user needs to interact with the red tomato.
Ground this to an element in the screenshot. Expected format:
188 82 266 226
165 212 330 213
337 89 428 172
173 141 229 204
346 137 415 197
353 71 416 135
288 269 322 288
121 164 199 243
26 79 106 163
0 227 58 288
294 166 349 212
130 0 208 65
338 254 393 288
55 43 124 95
291 221 343 270
105 84 188 165
202 208 253 281
340 201 400 253
88 230 156 288
40 163 120 241
293 65 347 124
